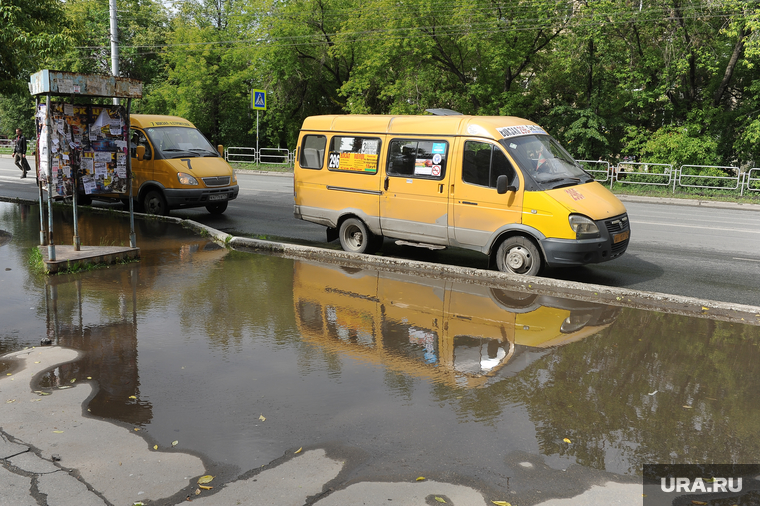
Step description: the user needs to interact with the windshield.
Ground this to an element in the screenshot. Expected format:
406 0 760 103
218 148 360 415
145 126 219 159
500 135 594 190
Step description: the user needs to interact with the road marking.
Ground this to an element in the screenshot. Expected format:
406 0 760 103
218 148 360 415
631 220 760 234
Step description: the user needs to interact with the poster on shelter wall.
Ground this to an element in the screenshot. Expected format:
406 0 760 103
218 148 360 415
35 103 129 198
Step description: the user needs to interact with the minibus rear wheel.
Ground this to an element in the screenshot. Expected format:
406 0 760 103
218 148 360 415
339 218 378 254
495 236 542 276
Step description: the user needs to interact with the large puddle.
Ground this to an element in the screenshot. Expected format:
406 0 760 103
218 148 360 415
2 201 759 496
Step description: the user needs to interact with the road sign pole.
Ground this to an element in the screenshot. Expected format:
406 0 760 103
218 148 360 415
256 110 259 165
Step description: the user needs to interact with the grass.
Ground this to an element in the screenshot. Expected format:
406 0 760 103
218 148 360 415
230 161 293 173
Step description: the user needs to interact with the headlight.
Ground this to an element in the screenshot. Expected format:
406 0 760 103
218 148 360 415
568 214 600 239
230 171 237 184
177 172 198 185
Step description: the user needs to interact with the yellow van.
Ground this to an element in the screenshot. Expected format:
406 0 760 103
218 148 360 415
293 114 630 275
293 261 620 388
125 114 239 215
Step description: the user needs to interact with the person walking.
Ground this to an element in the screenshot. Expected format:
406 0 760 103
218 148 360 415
12 128 30 178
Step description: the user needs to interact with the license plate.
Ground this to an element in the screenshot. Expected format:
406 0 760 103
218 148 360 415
208 194 227 201
613 230 630 244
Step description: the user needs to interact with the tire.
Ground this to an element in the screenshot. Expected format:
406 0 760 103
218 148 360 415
77 193 92 206
206 201 228 215
495 236 542 276
339 217 376 254
142 190 169 216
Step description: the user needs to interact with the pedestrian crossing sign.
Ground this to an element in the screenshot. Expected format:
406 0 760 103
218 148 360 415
252 89 267 110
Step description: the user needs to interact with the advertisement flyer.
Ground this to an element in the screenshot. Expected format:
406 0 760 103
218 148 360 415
35 103 129 198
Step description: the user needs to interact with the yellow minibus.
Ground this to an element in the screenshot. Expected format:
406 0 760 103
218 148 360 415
293 114 629 275
126 114 239 215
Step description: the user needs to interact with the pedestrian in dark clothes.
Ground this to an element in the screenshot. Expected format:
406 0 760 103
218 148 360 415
12 128 31 178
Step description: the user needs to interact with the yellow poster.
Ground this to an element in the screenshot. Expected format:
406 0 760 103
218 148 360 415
337 152 378 173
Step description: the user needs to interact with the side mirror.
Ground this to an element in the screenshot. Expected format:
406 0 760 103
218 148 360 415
217 145 224 157
496 175 517 194
136 145 145 161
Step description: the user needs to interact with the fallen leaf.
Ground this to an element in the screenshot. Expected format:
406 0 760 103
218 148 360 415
683 405 693 409
199 485 213 490
295 447 302 454
259 415 266 421
701 307 709 311
87 377 92 380
6 399 16 403
30 399 41 402
692 501 708 505
492 502 512 506
129 396 137 400
195 488 201 495
53 430 64 433
34 361 40 364
198 475 214 484
39 392 50 396
648 391 658 395
70 378 76 383
6 373 11 376
153 445 158 450
435 497 446 504
563 438 572 444
172 440 179 446
416 476 426 481
134 428 141 431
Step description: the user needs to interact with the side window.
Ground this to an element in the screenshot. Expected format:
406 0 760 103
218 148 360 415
387 139 447 179
463 141 517 189
327 136 381 174
299 135 327 169
130 129 152 160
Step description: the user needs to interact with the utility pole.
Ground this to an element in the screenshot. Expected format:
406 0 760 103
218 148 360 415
109 0 120 105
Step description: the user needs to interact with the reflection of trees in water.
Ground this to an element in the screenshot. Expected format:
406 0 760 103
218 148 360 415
176 252 297 353
488 310 760 474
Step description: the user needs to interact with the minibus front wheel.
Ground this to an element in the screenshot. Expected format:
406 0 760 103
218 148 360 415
339 217 380 254
495 236 542 276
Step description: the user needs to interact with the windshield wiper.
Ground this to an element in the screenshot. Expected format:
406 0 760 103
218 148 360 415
544 177 581 189
189 148 219 157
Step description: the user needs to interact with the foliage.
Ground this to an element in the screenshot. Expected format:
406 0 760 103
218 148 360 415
0 0 70 94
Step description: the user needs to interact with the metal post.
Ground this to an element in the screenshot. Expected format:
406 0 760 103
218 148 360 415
36 96 46 245
45 95 56 261
72 149 80 251
109 0 120 106
126 98 136 248
256 110 259 165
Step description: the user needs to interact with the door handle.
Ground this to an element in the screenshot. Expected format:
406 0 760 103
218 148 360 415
438 184 443 193
384 177 389 191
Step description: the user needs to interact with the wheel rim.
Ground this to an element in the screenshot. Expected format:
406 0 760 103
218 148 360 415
506 246 533 274
343 224 364 250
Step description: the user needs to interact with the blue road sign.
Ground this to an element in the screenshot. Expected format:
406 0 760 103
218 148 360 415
253 89 267 110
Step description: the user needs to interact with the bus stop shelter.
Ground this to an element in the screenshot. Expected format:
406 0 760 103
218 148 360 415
28 70 142 273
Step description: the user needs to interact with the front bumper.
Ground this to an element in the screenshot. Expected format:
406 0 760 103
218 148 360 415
163 185 239 208
541 213 630 267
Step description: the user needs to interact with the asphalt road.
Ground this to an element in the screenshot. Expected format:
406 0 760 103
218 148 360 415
2 159 759 306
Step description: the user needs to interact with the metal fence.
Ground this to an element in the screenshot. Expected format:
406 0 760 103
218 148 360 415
576 160 610 182
226 146 294 165
0 139 13 149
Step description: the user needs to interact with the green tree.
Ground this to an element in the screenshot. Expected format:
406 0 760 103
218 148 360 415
0 0 70 94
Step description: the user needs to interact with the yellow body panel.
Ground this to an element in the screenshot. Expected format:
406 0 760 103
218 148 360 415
545 181 628 220
521 191 577 240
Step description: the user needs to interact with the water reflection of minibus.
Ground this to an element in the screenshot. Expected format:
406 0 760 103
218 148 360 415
293 262 620 388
